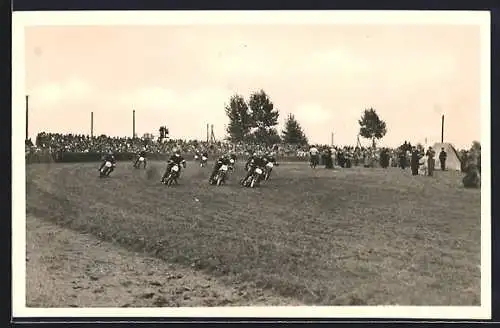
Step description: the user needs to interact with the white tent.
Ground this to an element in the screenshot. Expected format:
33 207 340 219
432 142 462 171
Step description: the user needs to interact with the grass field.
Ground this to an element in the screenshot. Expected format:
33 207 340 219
26 160 481 306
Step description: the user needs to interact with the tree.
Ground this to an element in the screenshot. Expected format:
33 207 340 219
358 108 387 149
225 94 253 143
282 113 308 146
248 90 280 146
250 127 281 146
471 140 481 173
471 140 481 152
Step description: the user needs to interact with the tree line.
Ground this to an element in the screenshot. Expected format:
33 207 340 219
225 89 388 148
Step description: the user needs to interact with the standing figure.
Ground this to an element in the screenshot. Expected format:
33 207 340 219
410 147 420 176
426 147 436 176
399 149 407 169
380 148 389 169
324 148 333 169
309 145 319 168
439 147 447 171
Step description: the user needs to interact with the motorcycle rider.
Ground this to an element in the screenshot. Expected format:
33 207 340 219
244 152 258 171
241 151 266 185
228 153 237 170
133 147 147 169
209 153 232 184
263 152 278 166
161 149 187 183
99 151 117 174
200 150 209 167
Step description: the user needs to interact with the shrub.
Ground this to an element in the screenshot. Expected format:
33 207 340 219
463 164 481 188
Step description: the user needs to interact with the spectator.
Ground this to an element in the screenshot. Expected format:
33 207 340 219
438 147 447 171
27 132 478 179
426 146 436 176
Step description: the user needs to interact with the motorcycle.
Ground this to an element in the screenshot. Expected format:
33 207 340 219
99 161 115 177
243 166 264 188
162 164 180 186
200 156 208 167
263 161 274 181
213 164 229 186
133 156 146 169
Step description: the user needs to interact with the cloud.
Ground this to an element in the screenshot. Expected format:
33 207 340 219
29 77 94 106
294 103 333 124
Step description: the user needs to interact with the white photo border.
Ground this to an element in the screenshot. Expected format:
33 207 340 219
12 10 492 319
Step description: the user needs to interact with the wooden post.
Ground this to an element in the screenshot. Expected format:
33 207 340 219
90 112 94 138
133 109 136 139
25 95 29 140
441 115 444 143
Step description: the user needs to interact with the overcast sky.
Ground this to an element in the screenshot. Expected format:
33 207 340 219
25 24 480 148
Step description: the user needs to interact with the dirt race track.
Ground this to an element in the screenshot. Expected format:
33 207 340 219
26 160 481 307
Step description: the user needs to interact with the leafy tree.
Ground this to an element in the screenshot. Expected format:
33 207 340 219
471 140 481 173
247 90 280 145
225 94 253 143
282 113 308 146
249 127 281 146
358 108 387 149
471 140 481 152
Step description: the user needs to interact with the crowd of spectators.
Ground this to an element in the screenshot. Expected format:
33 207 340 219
25 132 480 171
25 132 310 158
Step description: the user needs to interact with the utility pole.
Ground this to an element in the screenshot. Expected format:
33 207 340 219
206 124 209 143
90 111 94 138
210 124 215 143
132 109 136 139
441 114 444 143
25 95 29 140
